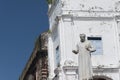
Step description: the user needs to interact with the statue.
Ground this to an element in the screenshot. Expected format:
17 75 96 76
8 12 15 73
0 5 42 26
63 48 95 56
72 34 96 80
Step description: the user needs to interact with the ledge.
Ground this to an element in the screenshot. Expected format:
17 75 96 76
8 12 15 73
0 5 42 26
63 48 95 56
63 66 78 70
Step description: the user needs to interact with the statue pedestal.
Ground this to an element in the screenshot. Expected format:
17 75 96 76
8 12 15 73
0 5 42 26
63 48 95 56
63 66 78 80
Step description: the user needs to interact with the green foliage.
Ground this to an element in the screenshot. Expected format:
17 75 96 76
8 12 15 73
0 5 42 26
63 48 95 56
46 0 52 4
47 29 52 34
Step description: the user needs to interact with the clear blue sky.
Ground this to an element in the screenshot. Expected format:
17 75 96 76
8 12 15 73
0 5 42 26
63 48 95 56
0 0 49 80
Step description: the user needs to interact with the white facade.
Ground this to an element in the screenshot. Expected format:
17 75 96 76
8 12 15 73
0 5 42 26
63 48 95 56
48 0 120 80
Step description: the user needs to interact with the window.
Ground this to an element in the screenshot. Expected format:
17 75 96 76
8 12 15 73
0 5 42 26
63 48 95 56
55 46 60 67
52 26 58 41
88 37 103 55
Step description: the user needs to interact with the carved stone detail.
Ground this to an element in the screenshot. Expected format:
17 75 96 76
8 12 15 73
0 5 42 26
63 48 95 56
115 1 120 12
64 60 77 66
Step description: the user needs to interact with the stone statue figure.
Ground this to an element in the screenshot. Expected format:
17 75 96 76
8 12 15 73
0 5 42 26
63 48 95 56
72 34 96 80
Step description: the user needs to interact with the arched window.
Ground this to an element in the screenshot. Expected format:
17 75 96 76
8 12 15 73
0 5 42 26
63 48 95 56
93 75 113 80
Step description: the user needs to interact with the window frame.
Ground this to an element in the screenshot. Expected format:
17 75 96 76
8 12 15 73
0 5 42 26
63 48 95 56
87 37 103 55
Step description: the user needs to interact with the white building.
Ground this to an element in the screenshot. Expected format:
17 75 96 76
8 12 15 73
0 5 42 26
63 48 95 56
48 0 120 80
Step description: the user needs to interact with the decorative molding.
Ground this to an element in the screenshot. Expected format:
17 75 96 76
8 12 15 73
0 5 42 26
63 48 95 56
93 67 119 73
62 10 120 20
63 66 78 71
63 66 78 75
115 1 120 12
54 67 62 75
115 15 120 21
64 60 77 66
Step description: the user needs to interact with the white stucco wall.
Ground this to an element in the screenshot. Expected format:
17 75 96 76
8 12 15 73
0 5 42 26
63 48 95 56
48 0 120 80
59 17 119 67
58 16 120 80
62 0 120 11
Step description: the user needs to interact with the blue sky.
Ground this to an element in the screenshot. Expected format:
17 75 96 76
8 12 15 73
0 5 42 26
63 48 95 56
0 0 49 80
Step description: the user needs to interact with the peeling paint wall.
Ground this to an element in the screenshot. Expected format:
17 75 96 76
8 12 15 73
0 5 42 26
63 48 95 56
58 16 120 80
48 0 120 80
62 0 120 11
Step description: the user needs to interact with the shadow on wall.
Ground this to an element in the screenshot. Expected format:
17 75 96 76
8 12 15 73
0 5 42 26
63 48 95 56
93 75 112 80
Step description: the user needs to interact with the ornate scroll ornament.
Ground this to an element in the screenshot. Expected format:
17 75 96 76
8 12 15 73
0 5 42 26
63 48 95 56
115 1 120 12
64 60 77 66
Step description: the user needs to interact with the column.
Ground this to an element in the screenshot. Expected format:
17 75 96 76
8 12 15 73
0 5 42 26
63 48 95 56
48 35 55 80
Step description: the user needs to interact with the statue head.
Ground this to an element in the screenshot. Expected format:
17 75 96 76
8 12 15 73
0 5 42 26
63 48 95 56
79 34 86 42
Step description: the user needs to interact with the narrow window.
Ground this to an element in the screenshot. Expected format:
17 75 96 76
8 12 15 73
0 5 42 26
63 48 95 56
88 37 103 55
56 46 60 67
